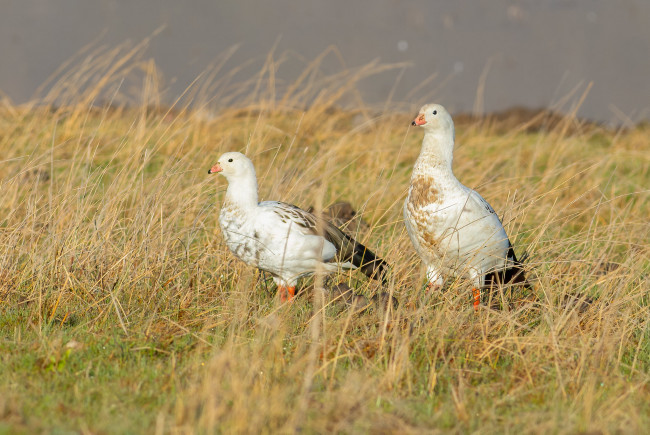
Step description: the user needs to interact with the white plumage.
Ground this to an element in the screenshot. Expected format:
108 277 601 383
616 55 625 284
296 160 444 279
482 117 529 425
209 152 388 301
404 104 525 309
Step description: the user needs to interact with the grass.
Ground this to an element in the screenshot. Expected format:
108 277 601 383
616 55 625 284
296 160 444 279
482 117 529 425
0 44 649 433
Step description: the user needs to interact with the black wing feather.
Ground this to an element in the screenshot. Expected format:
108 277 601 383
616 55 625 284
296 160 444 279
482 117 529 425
271 202 390 283
483 245 530 289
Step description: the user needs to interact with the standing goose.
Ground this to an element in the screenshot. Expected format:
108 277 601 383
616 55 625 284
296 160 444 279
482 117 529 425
404 104 526 310
209 152 389 301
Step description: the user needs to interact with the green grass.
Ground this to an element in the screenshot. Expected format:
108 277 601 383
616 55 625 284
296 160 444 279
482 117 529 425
0 46 649 433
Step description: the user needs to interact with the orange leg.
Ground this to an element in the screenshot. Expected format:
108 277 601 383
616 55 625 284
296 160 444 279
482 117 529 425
472 288 481 311
279 286 288 302
279 286 296 302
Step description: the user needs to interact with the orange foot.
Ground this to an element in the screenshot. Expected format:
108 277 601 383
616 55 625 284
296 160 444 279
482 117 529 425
279 286 296 302
472 288 481 311
426 282 442 292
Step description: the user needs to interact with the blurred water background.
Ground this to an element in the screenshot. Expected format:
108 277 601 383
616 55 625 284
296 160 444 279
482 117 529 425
1 0 648 124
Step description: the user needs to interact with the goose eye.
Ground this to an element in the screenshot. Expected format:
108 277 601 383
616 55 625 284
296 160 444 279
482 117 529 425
228 158 233 162
432 110 437 115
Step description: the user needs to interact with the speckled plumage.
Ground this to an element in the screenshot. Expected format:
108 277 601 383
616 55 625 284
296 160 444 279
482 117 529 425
210 152 388 296
405 104 523 291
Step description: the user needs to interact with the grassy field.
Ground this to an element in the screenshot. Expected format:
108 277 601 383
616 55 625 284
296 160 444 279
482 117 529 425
1 47 649 433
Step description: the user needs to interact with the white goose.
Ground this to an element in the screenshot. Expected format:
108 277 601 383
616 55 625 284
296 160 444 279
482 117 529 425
404 104 526 310
209 152 388 301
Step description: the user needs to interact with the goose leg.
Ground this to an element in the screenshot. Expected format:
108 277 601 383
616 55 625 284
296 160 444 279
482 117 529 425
469 268 485 311
278 285 296 302
425 267 444 292
279 285 288 302
472 288 481 311
468 268 483 311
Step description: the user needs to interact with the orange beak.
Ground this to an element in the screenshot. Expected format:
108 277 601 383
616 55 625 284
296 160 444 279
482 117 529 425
208 163 223 174
411 113 426 126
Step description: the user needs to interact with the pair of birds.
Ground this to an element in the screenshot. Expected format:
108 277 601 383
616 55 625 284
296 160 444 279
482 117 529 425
209 104 526 308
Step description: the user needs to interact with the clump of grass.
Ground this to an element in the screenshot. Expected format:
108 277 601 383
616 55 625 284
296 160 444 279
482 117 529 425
0 44 648 433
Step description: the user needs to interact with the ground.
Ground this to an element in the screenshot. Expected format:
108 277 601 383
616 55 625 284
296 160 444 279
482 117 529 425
0 53 649 433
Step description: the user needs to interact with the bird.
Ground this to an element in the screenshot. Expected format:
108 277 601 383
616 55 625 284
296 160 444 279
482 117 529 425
404 103 527 310
208 152 389 302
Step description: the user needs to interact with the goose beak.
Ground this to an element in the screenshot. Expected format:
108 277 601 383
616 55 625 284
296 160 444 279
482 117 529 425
412 113 426 126
208 163 223 174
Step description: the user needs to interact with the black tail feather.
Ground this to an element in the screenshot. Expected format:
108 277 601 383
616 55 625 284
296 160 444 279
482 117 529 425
312 208 390 284
346 234 390 284
483 246 531 289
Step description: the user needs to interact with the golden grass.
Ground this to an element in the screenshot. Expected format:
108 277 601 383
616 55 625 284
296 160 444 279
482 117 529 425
0 45 649 433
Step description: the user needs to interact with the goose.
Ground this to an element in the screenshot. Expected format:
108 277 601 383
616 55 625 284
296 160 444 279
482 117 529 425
209 152 389 301
404 104 527 310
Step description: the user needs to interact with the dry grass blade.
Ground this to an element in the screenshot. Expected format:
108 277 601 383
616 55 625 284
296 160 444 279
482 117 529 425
0 44 648 434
